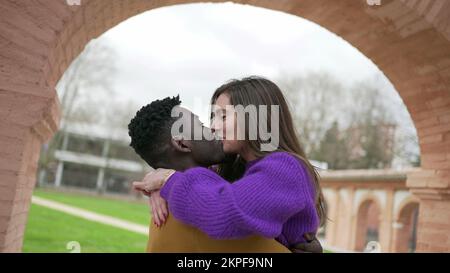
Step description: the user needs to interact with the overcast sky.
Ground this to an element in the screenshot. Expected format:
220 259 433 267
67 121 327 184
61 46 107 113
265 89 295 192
95 2 395 122
64 2 418 166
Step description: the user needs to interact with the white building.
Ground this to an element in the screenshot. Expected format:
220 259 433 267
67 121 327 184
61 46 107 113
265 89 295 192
39 123 149 194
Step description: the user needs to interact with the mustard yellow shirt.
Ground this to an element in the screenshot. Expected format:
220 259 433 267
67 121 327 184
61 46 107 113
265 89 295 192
147 214 291 253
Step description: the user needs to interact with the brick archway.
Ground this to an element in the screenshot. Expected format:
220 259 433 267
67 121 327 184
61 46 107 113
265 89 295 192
354 196 382 251
392 201 420 252
1 0 450 252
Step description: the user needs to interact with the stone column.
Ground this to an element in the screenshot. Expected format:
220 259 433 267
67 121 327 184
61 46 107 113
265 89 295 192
407 169 450 252
325 188 339 247
379 189 394 252
0 95 60 253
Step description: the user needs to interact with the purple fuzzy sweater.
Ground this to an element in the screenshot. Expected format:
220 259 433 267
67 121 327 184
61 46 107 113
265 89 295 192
160 151 319 248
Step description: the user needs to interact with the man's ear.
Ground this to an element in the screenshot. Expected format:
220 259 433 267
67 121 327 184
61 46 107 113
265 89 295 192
171 136 192 153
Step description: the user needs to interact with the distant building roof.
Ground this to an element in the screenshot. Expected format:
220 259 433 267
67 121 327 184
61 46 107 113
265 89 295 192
60 121 130 143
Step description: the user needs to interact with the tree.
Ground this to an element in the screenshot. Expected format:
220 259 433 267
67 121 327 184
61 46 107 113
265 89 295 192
277 72 345 156
312 120 350 169
38 40 118 184
277 71 419 170
57 40 117 125
345 81 396 169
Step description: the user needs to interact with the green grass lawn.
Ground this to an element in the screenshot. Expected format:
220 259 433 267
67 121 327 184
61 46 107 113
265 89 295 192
25 188 333 253
23 204 148 253
33 188 150 226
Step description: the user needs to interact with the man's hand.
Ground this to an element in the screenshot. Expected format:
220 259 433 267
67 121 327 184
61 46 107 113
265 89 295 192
290 233 323 253
133 169 175 227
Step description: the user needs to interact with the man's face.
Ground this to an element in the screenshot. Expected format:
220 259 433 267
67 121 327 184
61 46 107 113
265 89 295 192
173 106 226 166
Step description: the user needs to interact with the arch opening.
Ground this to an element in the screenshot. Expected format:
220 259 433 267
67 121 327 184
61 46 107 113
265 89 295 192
1 0 450 252
394 202 420 253
355 199 381 252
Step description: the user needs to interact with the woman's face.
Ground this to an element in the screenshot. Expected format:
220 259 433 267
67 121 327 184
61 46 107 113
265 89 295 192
211 93 243 154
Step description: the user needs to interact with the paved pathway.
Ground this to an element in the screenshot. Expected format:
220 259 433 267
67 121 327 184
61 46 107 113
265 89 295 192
32 196 148 235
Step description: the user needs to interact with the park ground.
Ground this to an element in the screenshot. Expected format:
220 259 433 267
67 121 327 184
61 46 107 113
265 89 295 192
23 188 332 253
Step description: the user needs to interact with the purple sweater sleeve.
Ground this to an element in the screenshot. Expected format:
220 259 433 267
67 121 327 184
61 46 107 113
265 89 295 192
159 152 312 239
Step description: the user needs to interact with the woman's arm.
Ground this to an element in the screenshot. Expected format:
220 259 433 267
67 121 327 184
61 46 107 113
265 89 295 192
159 153 312 239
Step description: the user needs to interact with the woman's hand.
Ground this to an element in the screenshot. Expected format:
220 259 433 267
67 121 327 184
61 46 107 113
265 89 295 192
132 168 176 193
140 190 169 227
144 190 169 227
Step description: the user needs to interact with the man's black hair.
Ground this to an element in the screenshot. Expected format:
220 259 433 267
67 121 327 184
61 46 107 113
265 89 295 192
128 95 181 167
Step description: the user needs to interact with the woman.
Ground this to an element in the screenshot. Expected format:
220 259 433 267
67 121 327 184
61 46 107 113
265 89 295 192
134 76 326 251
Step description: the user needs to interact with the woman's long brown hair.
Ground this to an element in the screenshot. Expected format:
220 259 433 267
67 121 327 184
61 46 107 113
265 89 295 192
211 76 327 227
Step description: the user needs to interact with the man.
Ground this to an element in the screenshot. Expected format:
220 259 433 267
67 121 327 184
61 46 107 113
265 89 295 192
128 95 322 253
